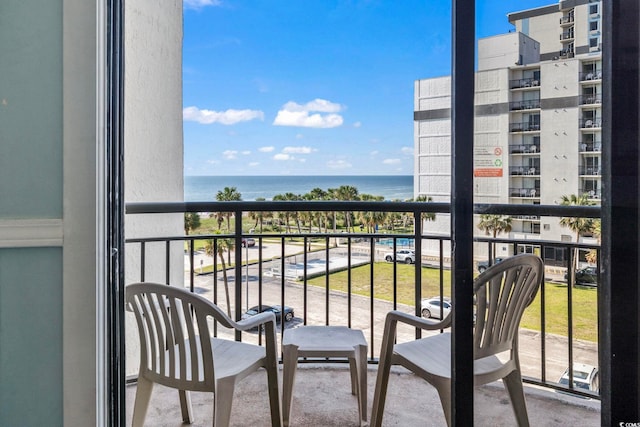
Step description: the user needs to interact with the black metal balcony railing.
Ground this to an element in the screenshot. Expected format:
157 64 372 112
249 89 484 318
510 122 540 132
580 94 602 105
509 99 541 111
579 141 602 152
509 143 540 154
559 50 575 58
509 187 540 197
580 70 602 81
579 166 601 176
560 31 574 41
560 15 574 25
580 188 601 199
125 201 601 399
580 118 602 128
509 77 540 89
513 215 541 221
510 166 539 176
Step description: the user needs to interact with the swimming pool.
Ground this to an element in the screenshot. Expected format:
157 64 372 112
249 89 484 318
377 238 414 247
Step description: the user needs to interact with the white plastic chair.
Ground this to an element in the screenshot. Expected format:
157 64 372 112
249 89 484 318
371 254 543 427
126 282 282 427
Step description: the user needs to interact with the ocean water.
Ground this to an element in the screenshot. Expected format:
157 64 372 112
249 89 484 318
185 175 414 202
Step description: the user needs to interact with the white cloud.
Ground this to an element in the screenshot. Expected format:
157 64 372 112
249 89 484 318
273 98 344 128
353 121 362 128
223 150 238 159
383 158 401 164
327 160 352 169
299 158 307 163
183 0 221 10
206 159 220 165
183 106 264 125
249 162 260 167
296 133 304 139
282 146 314 154
274 153 293 161
259 146 275 152
242 150 251 155
401 146 413 155
370 150 379 156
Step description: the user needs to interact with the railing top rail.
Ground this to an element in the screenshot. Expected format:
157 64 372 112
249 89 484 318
126 201 601 219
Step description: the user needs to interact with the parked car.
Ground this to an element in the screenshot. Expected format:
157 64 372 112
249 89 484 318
565 266 598 286
384 249 416 264
241 237 256 247
477 257 505 273
558 363 599 393
241 304 294 323
421 297 452 319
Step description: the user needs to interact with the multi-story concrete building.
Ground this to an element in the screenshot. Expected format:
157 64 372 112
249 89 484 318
414 0 602 258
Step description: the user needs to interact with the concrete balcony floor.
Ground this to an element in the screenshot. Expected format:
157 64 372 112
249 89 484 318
126 364 599 427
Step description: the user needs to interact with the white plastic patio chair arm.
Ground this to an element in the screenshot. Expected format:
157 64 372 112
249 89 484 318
235 311 277 331
385 310 452 331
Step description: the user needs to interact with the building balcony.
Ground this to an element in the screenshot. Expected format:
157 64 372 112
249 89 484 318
579 166 601 176
580 118 602 129
510 143 540 154
581 188 601 200
580 94 602 106
509 99 541 111
560 15 575 26
579 141 602 152
560 31 575 41
580 70 602 81
510 166 539 176
509 77 540 90
125 201 602 425
510 122 540 133
509 187 540 198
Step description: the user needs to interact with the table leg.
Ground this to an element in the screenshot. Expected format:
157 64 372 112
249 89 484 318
357 344 368 423
282 344 299 427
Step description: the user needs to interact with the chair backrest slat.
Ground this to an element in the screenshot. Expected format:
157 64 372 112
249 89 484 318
474 255 543 360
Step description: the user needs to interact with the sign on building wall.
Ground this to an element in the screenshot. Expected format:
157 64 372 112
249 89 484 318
474 146 503 177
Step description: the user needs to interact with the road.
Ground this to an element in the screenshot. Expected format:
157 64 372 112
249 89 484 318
185 242 598 386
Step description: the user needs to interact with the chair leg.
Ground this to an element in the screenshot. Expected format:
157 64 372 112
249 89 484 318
282 344 299 427
265 363 283 427
179 389 194 424
370 353 392 427
131 376 154 427
434 382 452 427
214 378 236 427
503 370 530 427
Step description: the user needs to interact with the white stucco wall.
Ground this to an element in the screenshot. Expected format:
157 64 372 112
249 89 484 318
123 0 184 376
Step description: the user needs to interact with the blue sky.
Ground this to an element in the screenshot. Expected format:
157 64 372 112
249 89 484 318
182 0 555 176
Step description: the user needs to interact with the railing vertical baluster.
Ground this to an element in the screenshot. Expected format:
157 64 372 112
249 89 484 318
140 241 146 282
165 240 170 285
369 237 375 361
234 208 243 341
213 238 218 337
325 238 330 325
258 237 263 346
347 237 352 328
540 243 547 383
188 239 195 292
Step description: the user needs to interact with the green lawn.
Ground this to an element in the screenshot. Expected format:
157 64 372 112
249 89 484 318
304 263 598 342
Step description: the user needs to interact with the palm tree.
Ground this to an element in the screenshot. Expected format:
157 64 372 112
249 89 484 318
585 219 601 264
477 214 513 258
413 195 437 223
559 193 596 275
204 235 234 317
184 212 200 235
216 186 242 230
248 197 271 233
335 185 359 232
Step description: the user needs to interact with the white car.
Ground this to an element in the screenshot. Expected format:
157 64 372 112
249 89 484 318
558 363 599 393
384 249 416 264
421 297 452 319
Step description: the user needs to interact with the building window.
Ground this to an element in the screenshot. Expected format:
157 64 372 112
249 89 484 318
590 37 600 48
589 3 599 15
589 21 598 32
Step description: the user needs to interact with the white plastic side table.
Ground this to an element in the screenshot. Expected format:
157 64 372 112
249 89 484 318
282 326 368 426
